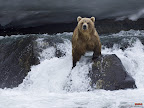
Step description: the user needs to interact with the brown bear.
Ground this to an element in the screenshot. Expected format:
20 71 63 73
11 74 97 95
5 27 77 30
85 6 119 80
72 16 101 68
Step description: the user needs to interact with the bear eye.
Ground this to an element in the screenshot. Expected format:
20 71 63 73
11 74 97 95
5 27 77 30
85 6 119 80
87 22 89 24
81 22 84 24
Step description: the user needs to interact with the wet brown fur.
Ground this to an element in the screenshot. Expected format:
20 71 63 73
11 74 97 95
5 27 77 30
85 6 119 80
72 17 101 68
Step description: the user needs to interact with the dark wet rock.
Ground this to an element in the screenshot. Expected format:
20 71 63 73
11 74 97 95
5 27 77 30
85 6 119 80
0 36 39 88
101 36 141 50
101 36 130 50
0 35 65 88
89 54 136 90
36 36 66 58
138 37 144 45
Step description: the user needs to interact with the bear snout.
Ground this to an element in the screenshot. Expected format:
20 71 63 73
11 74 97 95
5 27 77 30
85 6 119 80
83 25 87 30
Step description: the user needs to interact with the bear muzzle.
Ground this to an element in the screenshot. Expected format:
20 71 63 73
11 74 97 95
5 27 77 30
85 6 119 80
83 25 87 30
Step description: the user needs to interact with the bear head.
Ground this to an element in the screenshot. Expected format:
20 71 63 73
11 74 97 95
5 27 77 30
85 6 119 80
77 16 95 34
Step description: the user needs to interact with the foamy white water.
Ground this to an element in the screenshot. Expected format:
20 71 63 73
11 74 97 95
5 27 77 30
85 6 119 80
0 31 144 108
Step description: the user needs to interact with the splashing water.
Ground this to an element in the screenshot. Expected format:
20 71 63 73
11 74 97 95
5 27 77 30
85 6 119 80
0 30 144 108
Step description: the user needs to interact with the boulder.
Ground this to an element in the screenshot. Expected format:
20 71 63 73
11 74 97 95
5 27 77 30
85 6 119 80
0 36 39 88
89 54 136 90
0 35 65 88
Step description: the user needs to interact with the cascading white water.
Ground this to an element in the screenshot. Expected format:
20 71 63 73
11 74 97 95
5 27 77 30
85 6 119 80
0 30 144 108
18 37 92 92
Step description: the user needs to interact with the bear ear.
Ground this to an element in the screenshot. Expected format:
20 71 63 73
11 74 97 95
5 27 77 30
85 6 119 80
91 17 95 22
77 16 82 22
